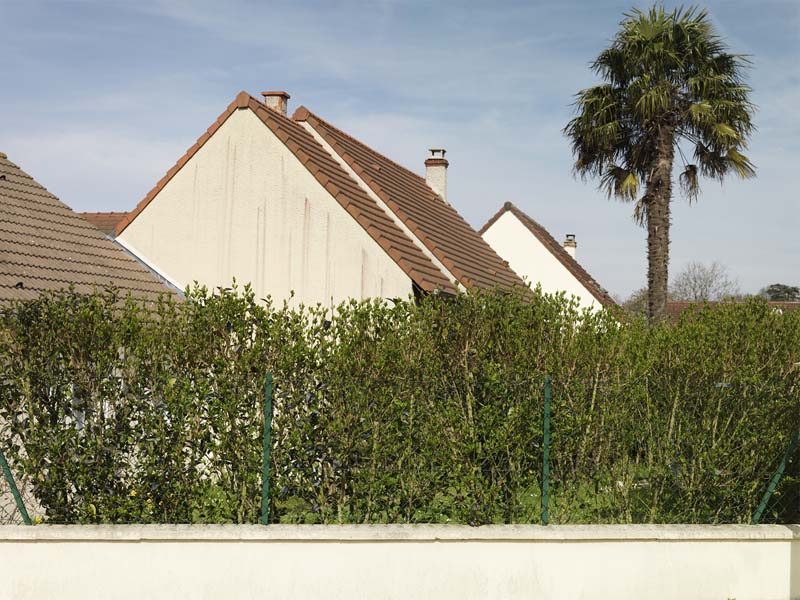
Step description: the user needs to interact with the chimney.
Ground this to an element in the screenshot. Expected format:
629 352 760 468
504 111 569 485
563 234 577 259
261 91 290 116
425 149 448 202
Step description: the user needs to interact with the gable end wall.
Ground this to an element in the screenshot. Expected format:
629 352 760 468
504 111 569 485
116 108 413 306
481 211 601 310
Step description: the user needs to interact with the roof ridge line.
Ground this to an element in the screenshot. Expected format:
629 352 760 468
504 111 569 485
298 111 473 288
297 117 464 291
478 201 517 235
113 91 456 295
294 107 431 187
299 110 524 290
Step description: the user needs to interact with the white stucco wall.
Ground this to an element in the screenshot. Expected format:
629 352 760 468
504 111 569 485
117 109 413 307
481 211 601 310
1 524 798 600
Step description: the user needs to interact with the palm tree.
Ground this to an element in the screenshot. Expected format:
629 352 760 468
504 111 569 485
564 6 755 321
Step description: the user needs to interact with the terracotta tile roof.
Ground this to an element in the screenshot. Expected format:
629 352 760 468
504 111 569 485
0 154 173 302
293 108 524 291
80 212 128 236
666 300 800 320
116 92 456 294
479 202 616 307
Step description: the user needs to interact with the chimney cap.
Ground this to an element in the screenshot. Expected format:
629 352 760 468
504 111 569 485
425 148 448 168
565 234 576 244
261 91 291 99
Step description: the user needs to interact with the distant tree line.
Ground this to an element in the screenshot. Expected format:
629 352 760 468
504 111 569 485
621 260 798 315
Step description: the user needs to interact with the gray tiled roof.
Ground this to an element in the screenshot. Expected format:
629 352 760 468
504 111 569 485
0 153 172 301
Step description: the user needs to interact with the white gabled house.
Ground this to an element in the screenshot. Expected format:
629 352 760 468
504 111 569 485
479 202 615 310
114 91 523 306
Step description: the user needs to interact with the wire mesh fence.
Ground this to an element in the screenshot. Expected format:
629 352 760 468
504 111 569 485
5 372 795 527
268 372 798 526
0 449 37 525
543 375 799 525
2 286 798 525
751 432 800 524
265 373 547 525
0 361 797 527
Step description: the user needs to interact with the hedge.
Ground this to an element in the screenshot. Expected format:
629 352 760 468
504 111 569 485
1 285 798 524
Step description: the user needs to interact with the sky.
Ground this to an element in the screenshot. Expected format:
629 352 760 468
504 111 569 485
1 0 797 299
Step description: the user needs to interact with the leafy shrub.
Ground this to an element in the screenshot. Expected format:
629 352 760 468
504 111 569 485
1 286 798 524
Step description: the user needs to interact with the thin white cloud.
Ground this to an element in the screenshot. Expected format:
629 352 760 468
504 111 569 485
4 128 183 213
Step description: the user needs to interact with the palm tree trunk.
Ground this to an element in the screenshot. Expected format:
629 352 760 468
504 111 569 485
646 126 675 321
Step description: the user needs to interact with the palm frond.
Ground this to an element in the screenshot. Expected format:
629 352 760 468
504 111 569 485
564 84 629 179
679 164 700 202
632 196 649 226
725 148 756 178
600 165 640 201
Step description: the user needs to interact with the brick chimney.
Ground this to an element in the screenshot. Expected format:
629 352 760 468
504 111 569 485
563 234 577 259
425 149 448 202
261 91 290 116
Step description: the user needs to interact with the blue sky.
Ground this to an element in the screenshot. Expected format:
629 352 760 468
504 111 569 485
1 0 797 298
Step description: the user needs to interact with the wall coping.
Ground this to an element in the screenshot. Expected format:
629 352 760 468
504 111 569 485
1 524 798 542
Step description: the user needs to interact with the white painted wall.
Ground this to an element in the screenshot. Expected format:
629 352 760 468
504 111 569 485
482 211 601 310
1 524 797 600
117 109 413 308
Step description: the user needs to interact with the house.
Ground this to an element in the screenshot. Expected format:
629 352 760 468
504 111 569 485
80 212 128 237
479 202 615 310
0 152 172 302
113 90 523 306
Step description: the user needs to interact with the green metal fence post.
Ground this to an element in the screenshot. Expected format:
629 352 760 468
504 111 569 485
0 447 32 525
261 372 273 526
751 429 800 525
542 374 551 526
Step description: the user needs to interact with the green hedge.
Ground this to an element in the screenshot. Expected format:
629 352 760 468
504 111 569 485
1 286 798 524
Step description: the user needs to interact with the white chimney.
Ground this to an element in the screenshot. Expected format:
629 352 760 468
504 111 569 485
425 149 448 202
261 91 290 116
563 234 577 259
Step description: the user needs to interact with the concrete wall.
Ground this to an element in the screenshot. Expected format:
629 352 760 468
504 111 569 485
481 211 601 310
117 108 413 308
2 524 798 599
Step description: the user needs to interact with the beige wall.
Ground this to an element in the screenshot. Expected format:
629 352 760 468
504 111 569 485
1 524 798 599
117 109 413 307
481 211 601 310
